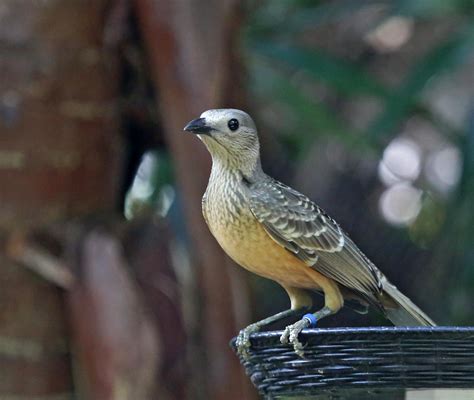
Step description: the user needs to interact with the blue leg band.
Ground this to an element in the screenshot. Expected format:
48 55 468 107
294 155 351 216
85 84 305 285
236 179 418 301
302 313 318 327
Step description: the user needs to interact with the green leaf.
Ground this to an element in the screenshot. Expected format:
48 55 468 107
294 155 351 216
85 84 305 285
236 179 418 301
367 27 474 141
393 0 474 17
458 107 474 199
246 0 389 38
249 62 375 158
250 40 391 99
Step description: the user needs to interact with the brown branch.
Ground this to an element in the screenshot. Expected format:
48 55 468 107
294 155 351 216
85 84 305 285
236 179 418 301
6 230 75 289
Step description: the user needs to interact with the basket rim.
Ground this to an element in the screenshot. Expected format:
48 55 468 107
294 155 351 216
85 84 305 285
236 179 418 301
244 326 474 338
230 326 474 347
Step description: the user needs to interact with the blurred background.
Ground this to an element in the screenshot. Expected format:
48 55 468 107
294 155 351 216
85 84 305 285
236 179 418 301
0 0 473 399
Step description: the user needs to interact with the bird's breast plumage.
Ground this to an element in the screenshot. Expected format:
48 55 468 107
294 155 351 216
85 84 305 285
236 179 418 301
202 169 321 288
203 170 259 250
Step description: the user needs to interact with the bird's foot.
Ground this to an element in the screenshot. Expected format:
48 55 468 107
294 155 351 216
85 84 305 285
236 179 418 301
280 313 317 358
236 323 261 359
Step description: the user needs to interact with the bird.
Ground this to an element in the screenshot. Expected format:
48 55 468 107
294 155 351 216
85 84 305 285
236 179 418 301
183 109 435 357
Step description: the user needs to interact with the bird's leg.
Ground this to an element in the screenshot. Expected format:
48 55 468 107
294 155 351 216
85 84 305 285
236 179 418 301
280 306 334 357
236 307 308 358
281 276 343 357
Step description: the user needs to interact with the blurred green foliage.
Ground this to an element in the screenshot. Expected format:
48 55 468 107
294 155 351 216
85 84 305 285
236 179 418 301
245 0 474 155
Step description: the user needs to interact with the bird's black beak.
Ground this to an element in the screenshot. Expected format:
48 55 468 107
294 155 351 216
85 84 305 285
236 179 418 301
183 118 213 135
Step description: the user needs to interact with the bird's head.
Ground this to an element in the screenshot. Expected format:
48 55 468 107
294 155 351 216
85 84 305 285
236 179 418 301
184 109 261 175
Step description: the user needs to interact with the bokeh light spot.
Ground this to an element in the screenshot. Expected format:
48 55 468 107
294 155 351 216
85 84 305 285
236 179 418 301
426 146 462 194
379 138 421 185
366 16 414 53
379 183 423 226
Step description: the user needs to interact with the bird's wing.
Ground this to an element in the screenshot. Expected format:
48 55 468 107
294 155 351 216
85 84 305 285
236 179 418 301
247 178 383 296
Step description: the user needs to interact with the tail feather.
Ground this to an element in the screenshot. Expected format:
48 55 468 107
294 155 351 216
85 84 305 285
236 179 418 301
382 282 436 326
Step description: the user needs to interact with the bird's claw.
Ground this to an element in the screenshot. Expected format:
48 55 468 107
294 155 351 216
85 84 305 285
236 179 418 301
236 323 260 358
280 318 310 358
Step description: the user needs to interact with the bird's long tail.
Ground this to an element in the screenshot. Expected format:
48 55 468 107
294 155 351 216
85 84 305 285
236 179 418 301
382 281 436 326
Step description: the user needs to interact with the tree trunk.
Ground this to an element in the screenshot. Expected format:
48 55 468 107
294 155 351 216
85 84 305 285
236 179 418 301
0 0 123 397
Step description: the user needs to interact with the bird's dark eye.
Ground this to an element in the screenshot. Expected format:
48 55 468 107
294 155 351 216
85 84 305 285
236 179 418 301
228 118 239 131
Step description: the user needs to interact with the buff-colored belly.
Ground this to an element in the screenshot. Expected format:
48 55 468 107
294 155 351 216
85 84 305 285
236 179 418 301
208 211 324 290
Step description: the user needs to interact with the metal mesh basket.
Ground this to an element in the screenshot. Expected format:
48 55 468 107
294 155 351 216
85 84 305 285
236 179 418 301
231 327 474 399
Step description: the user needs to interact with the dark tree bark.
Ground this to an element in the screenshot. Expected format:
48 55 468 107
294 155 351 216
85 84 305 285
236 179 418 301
0 1 180 399
0 1 124 398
